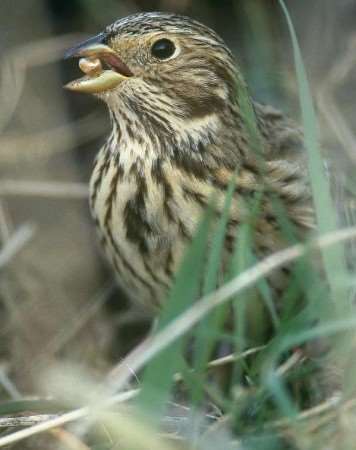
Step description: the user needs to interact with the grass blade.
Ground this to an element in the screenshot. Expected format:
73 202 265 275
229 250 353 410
278 0 350 317
137 208 213 420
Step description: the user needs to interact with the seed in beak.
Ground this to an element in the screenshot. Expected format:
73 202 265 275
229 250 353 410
79 58 103 77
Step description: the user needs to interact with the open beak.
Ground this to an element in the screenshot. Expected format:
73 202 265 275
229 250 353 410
64 33 133 94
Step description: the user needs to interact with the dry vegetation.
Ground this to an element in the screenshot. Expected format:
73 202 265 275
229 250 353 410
1 1 356 449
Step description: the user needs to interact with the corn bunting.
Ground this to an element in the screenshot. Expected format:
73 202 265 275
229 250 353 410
65 12 313 312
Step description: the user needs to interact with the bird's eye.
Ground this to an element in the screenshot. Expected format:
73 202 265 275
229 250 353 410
151 39 176 60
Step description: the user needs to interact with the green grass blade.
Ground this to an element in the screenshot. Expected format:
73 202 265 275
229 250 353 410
136 207 213 421
278 0 350 317
191 176 237 404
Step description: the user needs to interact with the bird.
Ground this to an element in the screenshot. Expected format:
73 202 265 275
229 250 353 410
65 12 313 316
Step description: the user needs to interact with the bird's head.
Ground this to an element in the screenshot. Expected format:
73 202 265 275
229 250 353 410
65 13 239 123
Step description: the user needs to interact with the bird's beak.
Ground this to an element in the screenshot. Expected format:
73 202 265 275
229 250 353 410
64 33 133 94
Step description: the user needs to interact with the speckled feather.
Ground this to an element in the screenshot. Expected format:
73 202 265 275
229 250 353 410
88 12 313 309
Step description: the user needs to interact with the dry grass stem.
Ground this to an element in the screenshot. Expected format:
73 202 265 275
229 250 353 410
0 200 13 241
0 369 21 400
270 395 341 429
40 282 116 357
0 415 58 428
0 223 36 269
276 350 304 377
0 389 139 448
0 181 88 200
207 346 266 369
173 346 266 382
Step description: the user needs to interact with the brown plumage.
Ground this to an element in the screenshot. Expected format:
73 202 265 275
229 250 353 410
65 12 313 311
